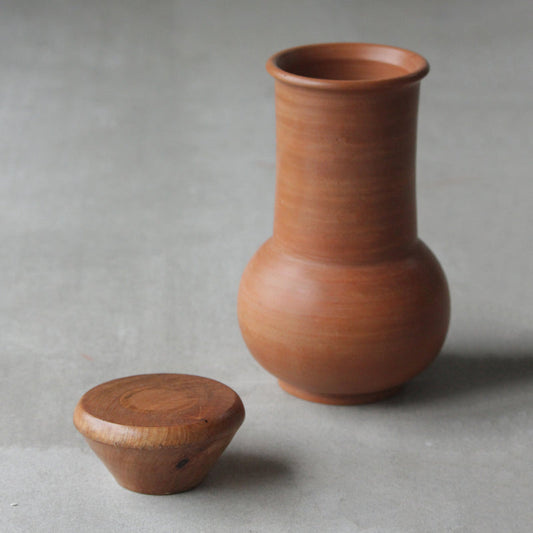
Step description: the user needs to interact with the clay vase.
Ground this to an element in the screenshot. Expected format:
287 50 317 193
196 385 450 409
238 43 450 405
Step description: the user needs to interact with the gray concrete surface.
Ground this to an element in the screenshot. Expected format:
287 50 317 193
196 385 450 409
1 1 532 531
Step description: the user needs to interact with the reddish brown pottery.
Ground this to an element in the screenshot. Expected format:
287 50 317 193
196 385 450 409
238 43 450 405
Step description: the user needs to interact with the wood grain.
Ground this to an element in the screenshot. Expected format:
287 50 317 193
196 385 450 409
238 43 450 404
74 374 245 494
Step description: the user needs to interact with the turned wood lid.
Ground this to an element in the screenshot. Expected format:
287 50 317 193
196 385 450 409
74 374 245 449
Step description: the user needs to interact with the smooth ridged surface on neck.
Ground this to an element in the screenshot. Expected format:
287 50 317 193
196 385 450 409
272 80 421 264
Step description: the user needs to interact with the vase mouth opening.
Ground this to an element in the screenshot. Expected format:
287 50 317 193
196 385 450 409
266 43 429 90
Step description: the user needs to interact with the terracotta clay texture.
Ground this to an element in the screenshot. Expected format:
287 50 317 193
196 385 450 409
238 43 450 405
73 374 245 494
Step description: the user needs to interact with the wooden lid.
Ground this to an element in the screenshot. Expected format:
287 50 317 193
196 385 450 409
74 374 245 449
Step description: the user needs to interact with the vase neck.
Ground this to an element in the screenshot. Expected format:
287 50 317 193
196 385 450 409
272 81 421 265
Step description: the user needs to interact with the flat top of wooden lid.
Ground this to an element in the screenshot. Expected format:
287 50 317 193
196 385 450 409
74 374 245 448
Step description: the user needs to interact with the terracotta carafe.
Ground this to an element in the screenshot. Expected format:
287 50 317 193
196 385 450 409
238 43 450 404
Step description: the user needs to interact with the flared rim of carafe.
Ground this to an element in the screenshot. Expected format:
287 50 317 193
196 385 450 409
266 42 429 90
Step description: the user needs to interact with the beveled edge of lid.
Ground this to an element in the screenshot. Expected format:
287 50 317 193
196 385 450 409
266 42 429 90
73 374 245 449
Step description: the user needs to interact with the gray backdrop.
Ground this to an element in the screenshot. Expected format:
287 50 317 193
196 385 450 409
1 1 532 531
